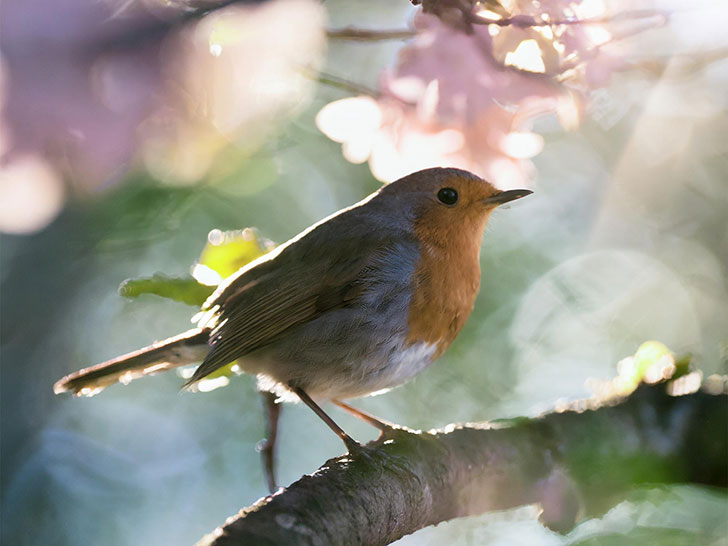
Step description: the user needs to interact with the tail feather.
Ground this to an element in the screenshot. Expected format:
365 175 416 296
53 328 209 397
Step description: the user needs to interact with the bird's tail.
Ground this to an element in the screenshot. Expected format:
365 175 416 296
53 328 209 397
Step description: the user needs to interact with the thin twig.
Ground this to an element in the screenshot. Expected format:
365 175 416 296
470 8 669 28
315 71 379 97
327 28 417 41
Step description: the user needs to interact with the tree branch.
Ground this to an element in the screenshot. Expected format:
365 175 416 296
467 8 669 28
198 385 727 545
327 28 417 41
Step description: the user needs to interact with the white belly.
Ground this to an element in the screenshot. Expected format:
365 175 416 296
255 335 439 402
365 339 438 396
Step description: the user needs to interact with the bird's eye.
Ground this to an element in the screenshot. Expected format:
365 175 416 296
437 187 458 205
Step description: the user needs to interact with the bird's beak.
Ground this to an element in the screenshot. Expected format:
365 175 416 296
483 189 533 206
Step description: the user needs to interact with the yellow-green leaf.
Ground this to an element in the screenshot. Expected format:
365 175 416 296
196 227 275 280
118 274 214 307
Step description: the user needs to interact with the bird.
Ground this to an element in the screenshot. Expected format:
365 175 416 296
54 167 531 460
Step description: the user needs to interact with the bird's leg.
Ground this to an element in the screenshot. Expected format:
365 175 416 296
257 390 281 493
332 399 397 433
289 386 361 453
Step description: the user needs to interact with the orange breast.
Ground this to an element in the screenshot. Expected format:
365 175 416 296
405 205 491 358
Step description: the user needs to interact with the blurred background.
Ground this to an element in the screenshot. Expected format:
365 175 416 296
1 0 726 544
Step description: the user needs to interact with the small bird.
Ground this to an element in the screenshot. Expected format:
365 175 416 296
54 167 531 458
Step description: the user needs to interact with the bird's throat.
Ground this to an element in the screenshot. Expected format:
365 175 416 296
405 207 491 357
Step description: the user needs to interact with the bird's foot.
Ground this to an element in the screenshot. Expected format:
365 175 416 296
339 436 380 469
333 400 401 440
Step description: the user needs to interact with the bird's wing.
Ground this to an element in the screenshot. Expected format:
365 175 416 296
183 215 413 388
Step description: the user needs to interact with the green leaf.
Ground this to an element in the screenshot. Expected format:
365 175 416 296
633 341 674 377
197 227 274 279
118 274 215 307
119 227 276 309
618 341 694 389
202 362 237 379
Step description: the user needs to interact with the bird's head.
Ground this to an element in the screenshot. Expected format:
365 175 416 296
379 167 532 249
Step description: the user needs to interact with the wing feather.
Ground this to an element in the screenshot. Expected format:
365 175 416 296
183 217 411 388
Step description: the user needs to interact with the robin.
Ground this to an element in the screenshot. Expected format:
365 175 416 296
54 167 531 476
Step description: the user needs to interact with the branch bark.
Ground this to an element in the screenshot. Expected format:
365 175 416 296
198 385 727 545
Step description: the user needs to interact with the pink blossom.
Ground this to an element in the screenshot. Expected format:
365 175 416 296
318 3 633 187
